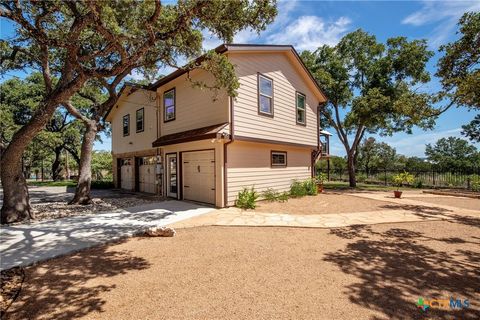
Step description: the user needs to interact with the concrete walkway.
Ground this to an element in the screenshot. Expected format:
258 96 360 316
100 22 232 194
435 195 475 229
0 201 214 270
171 192 480 229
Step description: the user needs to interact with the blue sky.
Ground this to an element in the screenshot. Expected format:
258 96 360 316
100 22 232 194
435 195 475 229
1 1 479 156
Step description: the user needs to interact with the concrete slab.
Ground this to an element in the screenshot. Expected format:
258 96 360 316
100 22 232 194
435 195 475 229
0 200 214 270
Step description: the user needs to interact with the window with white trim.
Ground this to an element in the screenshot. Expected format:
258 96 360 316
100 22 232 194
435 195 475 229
296 92 306 125
271 151 287 167
122 114 130 136
258 74 273 116
136 108 144 132
164 88 175 122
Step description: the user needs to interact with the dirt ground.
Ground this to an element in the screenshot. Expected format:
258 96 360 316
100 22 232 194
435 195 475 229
255 192 395 214
405 196 480 211
4 219 479 320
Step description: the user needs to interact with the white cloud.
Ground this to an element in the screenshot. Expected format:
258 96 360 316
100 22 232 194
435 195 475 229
267 16 351 51
402 1 480 47
201 0 351 51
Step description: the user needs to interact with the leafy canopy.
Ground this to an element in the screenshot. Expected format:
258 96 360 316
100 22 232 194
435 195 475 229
425 137 479 170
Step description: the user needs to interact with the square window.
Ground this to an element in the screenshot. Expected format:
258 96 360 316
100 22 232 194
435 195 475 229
271 151 287 167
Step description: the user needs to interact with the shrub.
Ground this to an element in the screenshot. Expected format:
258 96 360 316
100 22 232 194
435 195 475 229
91 180 114 189
392 171 414 190
356 173 367 183
290 180 307 197
235 187 259 209
262 188 278 202
315 172 327 185
303 178 318 196
277 192 290 202
413 179 423 189
470 174 480 192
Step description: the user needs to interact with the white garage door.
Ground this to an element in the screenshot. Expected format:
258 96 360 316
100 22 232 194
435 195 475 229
120 158 133 191
182 150 215 205
139 157 156 194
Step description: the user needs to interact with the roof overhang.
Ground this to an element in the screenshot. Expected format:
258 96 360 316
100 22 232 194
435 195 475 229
152 122 229 147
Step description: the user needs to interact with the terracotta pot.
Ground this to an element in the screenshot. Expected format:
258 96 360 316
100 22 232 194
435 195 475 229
394 190 402 198
317 184 324 193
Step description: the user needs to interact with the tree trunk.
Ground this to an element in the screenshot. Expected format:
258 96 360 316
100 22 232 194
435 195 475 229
1 103 57 224
51 146 63 181
69 121 97 205
347 152 357 188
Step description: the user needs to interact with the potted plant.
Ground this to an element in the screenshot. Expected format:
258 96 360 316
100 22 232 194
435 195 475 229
392 171 414 198
315 173 327 193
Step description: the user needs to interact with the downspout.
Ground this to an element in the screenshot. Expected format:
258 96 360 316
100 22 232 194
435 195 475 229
223 96 235 207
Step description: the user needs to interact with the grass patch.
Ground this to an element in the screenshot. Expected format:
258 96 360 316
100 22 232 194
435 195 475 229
323 181 400 191
27 180 77 187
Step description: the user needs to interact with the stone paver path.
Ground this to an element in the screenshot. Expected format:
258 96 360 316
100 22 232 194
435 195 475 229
0 200 214 270
171 192 479 229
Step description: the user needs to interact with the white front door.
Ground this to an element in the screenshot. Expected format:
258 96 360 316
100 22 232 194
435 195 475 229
182 150 215 205
166 153 178 198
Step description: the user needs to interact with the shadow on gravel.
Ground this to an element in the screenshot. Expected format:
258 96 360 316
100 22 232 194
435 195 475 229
326 225 479 320
4 241 150 320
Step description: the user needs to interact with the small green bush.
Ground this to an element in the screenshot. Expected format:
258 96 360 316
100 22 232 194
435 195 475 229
303 178 318 196
413 179 423 189
277 192 290 202
470 174 480 192
91 180 114 189
392 171 414 190
236 187 259 209
290 180 307 197
262 188 278 202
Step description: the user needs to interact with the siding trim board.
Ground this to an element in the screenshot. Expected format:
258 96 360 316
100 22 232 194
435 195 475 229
234 135 316 149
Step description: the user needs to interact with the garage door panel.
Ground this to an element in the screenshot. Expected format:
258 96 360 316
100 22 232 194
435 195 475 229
182 150 215 204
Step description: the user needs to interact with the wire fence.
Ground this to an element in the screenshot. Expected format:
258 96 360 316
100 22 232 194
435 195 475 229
317 168 480 190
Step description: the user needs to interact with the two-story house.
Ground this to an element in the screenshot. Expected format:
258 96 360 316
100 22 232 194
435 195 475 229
105 44 328 207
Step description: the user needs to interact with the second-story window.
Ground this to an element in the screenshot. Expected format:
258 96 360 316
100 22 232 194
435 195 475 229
136 108 144 132
123 114 130 136
296 92 306 125
258 73 273 116
164 88 175 122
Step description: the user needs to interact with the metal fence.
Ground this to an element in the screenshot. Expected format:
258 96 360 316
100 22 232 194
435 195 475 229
318 168 480 189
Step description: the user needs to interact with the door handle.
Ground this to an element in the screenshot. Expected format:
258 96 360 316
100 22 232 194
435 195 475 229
197 165 200 172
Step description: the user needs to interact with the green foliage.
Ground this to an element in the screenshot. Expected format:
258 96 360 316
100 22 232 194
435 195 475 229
413 179 423 189
316 172 328 185
425 137 479 171
437 12 480 110
235 187 259 209
277 192 290 202
91 151 113 180
462 114 480 143
392 172 415 190
91 180 114 189
469 175 480 192
262 188 279 202
290 180 308 198
303 178 318 196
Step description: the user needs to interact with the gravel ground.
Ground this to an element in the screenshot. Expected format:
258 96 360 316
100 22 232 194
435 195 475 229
404 196 480 211
4 219 479 320
255 192 394 214
29 197 158 222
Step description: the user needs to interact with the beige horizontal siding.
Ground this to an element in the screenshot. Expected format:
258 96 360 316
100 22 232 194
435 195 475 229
226 141 312 205
229 52 319 146
157 69 229 136
111 90 158 154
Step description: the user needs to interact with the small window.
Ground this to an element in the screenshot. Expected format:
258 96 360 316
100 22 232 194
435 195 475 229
271 151 287 167
164 88 175 122
122 114 130 136
258 74 273 116
136 108 144 132
296 92 306 125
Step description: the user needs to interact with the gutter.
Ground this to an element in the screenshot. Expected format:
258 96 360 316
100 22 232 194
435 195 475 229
223 96 235 207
